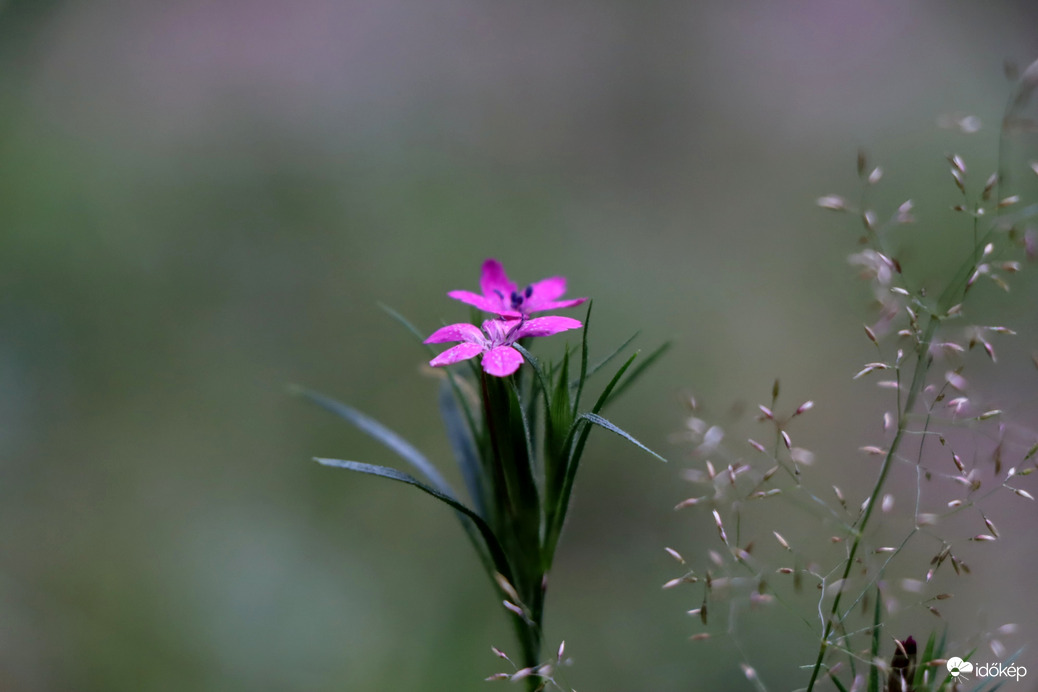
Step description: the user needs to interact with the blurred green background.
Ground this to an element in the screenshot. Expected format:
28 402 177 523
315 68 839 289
3 1 1038 690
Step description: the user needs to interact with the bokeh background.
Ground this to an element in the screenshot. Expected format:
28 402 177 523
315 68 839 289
3 1 1038 690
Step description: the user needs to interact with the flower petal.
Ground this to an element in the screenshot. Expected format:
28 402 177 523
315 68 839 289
429 342 485 367
526 276 567 304
479 259 516 301
481 345 524 377
514 315 582 338
424 322 485 345
446 290 516 315
530 297 587 312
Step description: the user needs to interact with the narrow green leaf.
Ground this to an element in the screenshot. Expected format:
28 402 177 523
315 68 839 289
559 351 638 475
550 346 573 445
294 386 454 496
572 301 592 415
482 373 541 549
512 341 556 453
501 382 544 578
500 377 540 513
587 351 638 416
374 304 479 435
584 330 639 379
580 413 666 462
543 348 575 515
544 351 638 555
376 302 482 444
377 303 484 454
315 458 514 582
438 381 486 518
544 352 664 565
377 304 482 476
509 379 538 484
868 585 881 692
914 631 937 690
555 344 571 411
377 302 434 350
512 343 550 401
521 368 542 446
443 369 480 451
830 674 850 692
609 341 671 402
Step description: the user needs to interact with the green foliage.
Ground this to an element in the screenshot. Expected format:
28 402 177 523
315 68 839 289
299 300 666 686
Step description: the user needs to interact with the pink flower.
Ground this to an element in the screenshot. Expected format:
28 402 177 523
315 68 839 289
447 259 587 318
426 316 582 377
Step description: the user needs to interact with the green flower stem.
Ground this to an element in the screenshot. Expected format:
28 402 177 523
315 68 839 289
480 369 544 683
480 370 515 520
510 613 542 690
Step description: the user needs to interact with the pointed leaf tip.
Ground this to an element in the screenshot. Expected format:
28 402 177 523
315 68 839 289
297 387 455 495
581 412 667 462
313 458 516 586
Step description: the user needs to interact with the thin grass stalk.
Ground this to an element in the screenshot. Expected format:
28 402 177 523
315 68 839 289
804 72 1036 685
805 308 938 692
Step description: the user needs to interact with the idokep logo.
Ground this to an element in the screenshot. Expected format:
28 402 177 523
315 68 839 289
947 656 1028 682
946 657 973 678
950 659 971 680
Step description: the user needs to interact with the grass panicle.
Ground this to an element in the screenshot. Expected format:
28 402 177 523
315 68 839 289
672 60 1038 692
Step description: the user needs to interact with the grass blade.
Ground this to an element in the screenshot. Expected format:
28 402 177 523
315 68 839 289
544 353 665 563
316 458 514 582
512 341 556 452
580 412 666 462
590 352 638 414
548 351 639 522
572 301 592 414
438 380 486 518
868 585 881 692
512 342 551 400
294 386 454 496
584 330 639 379
378 302 434 349
609 341 671 402
914 631 937 690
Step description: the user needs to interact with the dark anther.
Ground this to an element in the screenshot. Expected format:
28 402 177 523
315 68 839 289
510 291 524 308
524 285 533 298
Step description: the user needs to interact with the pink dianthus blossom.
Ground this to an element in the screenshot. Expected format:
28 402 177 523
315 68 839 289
426 316 582 377
448 259 587 318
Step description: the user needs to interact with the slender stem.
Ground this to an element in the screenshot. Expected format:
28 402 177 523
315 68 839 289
481 371 543 685
807 72 1025 692
805 317 937 692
